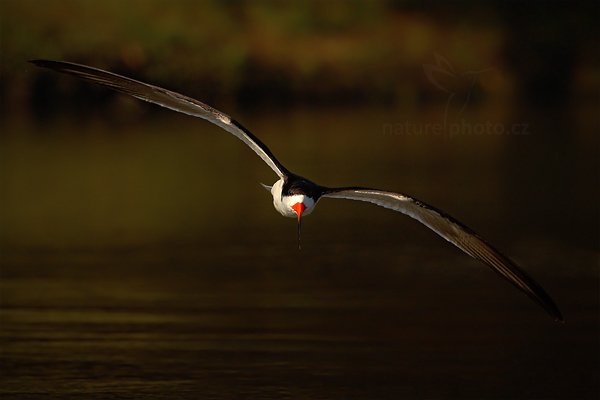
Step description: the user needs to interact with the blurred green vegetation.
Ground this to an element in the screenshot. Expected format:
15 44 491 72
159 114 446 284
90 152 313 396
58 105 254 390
0 0 598 248
2 0 598 112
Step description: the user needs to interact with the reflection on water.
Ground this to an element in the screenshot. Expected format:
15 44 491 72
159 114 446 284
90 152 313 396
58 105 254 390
0 107 598 398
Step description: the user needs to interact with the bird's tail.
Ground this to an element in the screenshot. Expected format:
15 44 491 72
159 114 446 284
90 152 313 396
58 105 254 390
259 183 272 192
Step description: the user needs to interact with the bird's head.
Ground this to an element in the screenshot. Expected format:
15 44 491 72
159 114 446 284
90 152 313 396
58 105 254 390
262 179 316 249
285 194 315 219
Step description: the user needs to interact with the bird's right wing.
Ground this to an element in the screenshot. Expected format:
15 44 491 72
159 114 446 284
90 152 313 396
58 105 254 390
321 187 563 322
30 59 289 178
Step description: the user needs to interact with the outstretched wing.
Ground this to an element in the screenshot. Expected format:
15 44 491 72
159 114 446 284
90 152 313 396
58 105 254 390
30 59 288 178
322 187 563 322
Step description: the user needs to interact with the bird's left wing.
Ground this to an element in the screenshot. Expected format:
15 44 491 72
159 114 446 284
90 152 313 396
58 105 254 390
29 59 289 178
321 187 563 322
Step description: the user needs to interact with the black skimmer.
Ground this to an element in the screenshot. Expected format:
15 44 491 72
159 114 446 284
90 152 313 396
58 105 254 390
30 59 563 322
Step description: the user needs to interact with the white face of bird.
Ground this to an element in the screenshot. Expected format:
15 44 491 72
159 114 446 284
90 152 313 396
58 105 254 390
283 194 316 221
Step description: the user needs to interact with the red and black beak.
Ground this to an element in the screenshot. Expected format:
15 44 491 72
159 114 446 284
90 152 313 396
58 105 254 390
291 202 306 250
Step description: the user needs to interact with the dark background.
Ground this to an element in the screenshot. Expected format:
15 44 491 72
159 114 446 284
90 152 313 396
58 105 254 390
1 1 598 399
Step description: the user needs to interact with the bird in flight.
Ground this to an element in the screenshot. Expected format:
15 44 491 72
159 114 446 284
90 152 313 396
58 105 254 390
30 59 563 322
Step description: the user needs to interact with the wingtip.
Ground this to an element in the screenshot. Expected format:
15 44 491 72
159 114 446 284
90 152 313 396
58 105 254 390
29 59 65 69
538 295 564 324
545 303 564 324
553 312 565 324
29 59 52 68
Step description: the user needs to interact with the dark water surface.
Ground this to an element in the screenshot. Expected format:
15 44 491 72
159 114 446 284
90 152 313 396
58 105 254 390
1 106 598 398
